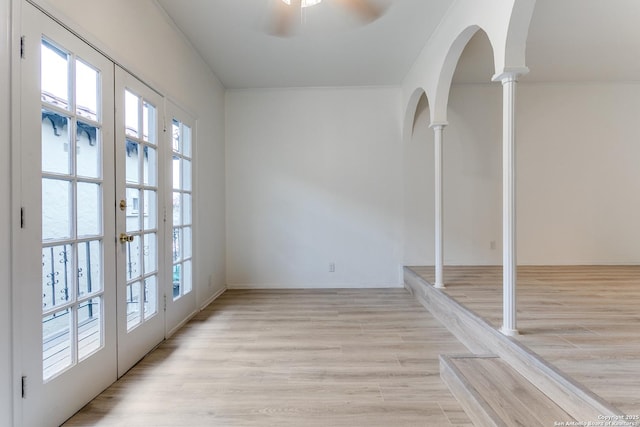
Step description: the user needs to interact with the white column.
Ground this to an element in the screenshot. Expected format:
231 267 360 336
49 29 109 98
431 123 446 289
494 71 524 336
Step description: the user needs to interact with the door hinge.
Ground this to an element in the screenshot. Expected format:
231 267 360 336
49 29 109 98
163 294 167 311
20 207 25 228
21 376 26 399
20 36 25 59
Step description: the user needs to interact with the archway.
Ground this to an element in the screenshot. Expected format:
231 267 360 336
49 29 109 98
402 90 435 266
444 29 502 265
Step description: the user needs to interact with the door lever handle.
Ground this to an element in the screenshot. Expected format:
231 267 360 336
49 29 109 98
119 233 134 243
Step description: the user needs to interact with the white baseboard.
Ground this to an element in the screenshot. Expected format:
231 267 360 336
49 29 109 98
199 286 227 310
166 310 198 338
165 287 227 338
227 282 403 290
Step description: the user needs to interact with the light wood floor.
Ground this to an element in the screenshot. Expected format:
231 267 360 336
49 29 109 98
64 289 473 426
409 265 640 416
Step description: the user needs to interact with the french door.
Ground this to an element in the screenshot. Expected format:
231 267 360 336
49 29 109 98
18 3 169 425
114 68 166 376
165 102 196 335
19 4 117 426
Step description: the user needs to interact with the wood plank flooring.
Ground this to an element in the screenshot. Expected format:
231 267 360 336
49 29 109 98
409 265 640 417
441 355 575 426
64 289 473 427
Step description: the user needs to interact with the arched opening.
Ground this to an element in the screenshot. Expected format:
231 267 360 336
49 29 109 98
403 91 435 266
444 29 502 265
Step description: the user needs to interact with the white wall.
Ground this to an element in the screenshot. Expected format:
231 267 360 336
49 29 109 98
29 0 227 304
1 0 13 423
227 81 640 284
404 82 640 266
517 83 640 264
404 85 502 266
226 87 404 288
445 84 502 264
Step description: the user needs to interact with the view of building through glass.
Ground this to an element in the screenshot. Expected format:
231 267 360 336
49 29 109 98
171 118 193 300
41 38 104 381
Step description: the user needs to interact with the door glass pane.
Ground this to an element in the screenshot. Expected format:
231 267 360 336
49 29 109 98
143 233 157 274
183 193 192 225
171 119 180 152
143 101 156 144
125 188 141 232
172 227 182 262
125 140 140 184
172 264 181 299
125 235 141 281
122 88 160 335
77 182 101 237
39 34 107 383
183 227 192 259
183 159 192 191
172 192 181 226
76 121 100 178
183 260 192 294
144 275 157 318
182 124 192 157
126 282 141 330
42 178 71 241
77 240 101 296
143 146 157 186
41 39 69 110
78 297 101 360
172 156 180 189
143 190 157 230
125 90 139 138
171 116 193 300
41 110 70 174
42 244 73 311
75 59 98 121
43 309 72 380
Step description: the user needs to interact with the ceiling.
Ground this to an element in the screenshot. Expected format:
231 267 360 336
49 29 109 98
156 0 454 88
156 0 640 89
524 0 640 83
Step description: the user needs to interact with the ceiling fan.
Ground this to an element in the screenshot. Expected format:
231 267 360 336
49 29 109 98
270 0 387 37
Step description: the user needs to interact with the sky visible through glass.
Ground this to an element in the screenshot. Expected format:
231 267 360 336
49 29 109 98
41 39 99 121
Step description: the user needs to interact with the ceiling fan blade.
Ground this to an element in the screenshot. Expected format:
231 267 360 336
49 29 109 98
334 0 384 23
270 0 301 37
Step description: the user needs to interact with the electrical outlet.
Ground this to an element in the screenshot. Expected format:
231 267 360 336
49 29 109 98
329 262 335 273
490 240 496 250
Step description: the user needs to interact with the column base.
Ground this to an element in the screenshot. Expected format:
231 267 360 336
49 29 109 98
500 326 519 336
434 282 446 289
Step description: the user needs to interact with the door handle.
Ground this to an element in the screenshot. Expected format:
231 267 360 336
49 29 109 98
119 233 134 243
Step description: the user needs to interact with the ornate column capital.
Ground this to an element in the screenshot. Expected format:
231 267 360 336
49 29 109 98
492 67 530 84
429 121 448 130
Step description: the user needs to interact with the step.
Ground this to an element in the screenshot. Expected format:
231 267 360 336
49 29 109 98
404 266 625 422
440 354 576 427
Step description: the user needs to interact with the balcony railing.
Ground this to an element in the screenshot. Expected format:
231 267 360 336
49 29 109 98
41 240 146 378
